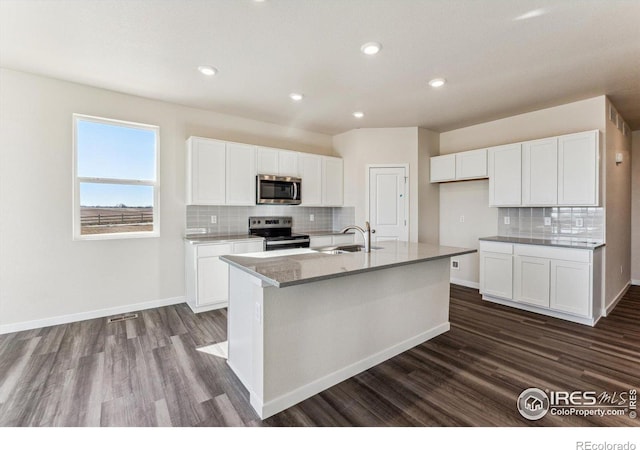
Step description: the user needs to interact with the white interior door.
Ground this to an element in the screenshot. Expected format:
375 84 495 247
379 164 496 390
368 166 408 242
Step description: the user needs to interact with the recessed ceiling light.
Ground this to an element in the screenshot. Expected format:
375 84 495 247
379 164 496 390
353 111 364 118
514 8 546 21
289 93 304 101
360 42 382 56
428 78 446 88
198 65 218 76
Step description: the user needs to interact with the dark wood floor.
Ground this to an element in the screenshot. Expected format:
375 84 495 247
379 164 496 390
1 285 638 426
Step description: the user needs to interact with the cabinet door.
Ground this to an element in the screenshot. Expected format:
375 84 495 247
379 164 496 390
226 143 257 205
480 252 513 299
257 147 279 175
232 240 264 254
197 244 233 307
558 131 598 206
488 144 522 206
310 235 332 248
522 138 558 205
299 153 322 206
514 255 550 307
187 138 226 205
332 234 355 246
430 154 456 182
322 157 344 206
278 151 299 177
455 149 487 180
550 260 591 316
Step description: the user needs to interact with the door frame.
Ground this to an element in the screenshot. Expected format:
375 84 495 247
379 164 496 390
366 164 409 241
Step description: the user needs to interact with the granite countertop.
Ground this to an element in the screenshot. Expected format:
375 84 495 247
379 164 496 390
479 236 605 250
220 241 476 288
184 234 264 244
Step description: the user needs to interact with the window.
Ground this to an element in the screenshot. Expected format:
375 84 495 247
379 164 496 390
73 114 159 239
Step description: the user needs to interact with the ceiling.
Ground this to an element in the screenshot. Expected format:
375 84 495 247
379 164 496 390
1 0 639 135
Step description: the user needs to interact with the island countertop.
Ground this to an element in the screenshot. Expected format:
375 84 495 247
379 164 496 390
479 235 605 250
220 241 476 288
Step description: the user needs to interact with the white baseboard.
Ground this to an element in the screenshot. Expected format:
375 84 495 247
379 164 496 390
0 296 185 335
254 322 451 420
450 278 480 290
603 282 630 317
482 295 596 326
632 279 640 286
186 301 227 314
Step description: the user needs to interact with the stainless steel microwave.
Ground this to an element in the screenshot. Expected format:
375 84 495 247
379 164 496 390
256 174 302 205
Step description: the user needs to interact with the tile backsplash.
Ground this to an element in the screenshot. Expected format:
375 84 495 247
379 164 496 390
186 205 355 235
498 207 604 241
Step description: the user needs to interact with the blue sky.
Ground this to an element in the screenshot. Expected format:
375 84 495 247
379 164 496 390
77 119 156 207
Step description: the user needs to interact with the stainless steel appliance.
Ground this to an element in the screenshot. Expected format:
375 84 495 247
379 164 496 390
249 216 310 251
256 175 301 205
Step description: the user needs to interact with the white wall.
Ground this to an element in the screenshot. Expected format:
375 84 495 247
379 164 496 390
0 68 333 331
632 130 640 284
604 98 632 308
438 96 606 286
333 128 420 242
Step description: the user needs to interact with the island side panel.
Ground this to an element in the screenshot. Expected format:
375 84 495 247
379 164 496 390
227 267 265 402
260 257 451 418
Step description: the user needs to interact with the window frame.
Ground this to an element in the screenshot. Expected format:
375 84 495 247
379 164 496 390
72 114 160 240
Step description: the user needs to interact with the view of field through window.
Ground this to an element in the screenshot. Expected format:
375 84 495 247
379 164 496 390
76 117 157 236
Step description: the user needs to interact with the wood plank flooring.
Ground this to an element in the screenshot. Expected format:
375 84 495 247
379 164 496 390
1 285 638 426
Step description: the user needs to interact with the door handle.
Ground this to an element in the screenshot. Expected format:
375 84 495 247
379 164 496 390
371 229 376 234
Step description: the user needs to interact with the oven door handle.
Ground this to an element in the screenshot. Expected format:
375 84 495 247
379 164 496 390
266 238 310 246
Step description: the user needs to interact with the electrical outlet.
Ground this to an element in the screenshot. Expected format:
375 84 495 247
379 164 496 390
504 216 510 225
210 215 217 224
544 217 551 226
309 214 314 222
575 218 584 227
459 215 465 223
451 260 459 270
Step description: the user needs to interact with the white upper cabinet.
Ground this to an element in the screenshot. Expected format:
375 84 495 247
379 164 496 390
257 147 299 177
187 137 341 206
430 154 456 182
455 149 487 180
522 138 558 205
299 153 323 206
558 130 598 206
225 143 256 205
488 144 522 207
278 151 299 177
186 137 226 205
256 147 279 175
322 156 344 206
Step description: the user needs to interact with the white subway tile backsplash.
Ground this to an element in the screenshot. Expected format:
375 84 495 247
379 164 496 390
498 207 604 241
186 205 355 235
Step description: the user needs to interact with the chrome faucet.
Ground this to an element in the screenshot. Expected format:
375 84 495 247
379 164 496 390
340 221 371 253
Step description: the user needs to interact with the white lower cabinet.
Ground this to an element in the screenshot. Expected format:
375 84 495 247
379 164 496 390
186 239 264 313
514 255 550 307
309 233 355 248
479 241 602 325
550 260 591 316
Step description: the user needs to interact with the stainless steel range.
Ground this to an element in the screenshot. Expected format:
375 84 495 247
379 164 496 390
249 216 310 251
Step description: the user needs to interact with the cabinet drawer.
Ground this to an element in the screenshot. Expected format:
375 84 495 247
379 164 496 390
233 240 264 254
197 243 233 258
514 244 591 263
479 241 513 254
310 236 333 248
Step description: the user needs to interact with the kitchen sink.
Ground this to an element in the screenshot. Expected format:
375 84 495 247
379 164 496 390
315 244 382 254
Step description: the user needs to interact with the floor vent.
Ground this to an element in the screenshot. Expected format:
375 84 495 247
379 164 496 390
107 313 139 323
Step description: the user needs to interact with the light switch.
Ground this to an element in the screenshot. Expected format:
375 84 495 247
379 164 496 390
544 217 551 226
210 215 217 224
504 216 510 225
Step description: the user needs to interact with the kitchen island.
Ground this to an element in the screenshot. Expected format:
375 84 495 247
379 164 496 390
220 241 475 419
